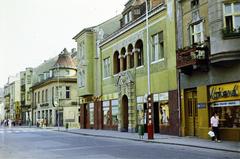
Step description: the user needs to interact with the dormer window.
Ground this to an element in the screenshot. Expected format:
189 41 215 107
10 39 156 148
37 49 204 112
124 11 133 25
191 0 199 9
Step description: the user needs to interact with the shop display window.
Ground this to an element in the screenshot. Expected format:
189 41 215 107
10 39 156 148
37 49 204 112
210 106 240 128
89 103 94 125
159 101 169 126
111 100 119 126
103 101 110 125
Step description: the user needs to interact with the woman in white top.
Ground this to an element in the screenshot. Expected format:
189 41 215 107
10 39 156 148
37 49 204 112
210 112 221 142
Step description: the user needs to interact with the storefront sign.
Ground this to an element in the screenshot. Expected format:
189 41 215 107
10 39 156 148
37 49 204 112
159 92 168 101
209 83 239 102
211 101 240 107
197 103 206 109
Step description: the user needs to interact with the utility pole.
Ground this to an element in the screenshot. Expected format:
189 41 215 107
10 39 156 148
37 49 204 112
145 0 154 140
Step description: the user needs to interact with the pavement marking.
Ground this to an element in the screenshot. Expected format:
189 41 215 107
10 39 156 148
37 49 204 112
0 128 50 134
50 144 125 151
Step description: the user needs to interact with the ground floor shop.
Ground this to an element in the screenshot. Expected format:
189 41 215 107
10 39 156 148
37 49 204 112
33 106 79 128
78 90 179 136
181 81 240 141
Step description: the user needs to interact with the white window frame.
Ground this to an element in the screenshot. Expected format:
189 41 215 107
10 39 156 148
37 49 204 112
103 57 111 78
223 3 240 31
151 32 164 62
78 41 85 60
78 69 85 88
190 22 204 44
129 11 132 22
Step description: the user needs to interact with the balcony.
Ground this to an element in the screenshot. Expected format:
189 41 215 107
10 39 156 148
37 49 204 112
177 44 209 74
222 27 240 39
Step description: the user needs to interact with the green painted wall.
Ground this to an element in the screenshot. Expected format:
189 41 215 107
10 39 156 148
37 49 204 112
101 5 177 97
77 32 95 96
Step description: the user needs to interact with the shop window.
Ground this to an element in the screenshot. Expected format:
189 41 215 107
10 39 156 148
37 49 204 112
159 101 169 126
103 101 110 125
111 100 119 126
210 106 240 128
89 103 94 125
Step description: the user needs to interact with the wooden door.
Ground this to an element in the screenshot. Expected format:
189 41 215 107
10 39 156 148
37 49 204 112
185 90 198 136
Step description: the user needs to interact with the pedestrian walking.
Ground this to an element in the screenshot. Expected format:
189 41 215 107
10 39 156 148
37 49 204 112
210 112 221 142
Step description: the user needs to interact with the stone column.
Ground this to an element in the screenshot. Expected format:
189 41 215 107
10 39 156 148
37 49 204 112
119 54 124 72
133 48 140 67
127 52 131 69
52 109 57 126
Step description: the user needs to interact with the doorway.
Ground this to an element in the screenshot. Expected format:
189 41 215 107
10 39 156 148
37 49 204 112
122 95 128 132
185 90 198 136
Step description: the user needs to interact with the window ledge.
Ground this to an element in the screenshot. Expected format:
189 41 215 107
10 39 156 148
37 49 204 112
136 65 144 69
103 76 111 80
151 58 164 64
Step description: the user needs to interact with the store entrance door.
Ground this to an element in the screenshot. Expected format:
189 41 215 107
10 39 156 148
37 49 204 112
185 90 198 136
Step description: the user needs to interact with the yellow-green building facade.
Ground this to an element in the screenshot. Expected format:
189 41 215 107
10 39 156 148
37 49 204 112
176 0 240 141
74 0 179 136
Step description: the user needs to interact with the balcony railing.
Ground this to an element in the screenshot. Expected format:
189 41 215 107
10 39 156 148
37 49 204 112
177 44 209 74
222 27 240 39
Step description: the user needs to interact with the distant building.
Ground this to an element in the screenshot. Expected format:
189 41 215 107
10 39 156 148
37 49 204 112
0 88 4 121
31 48 79 128
20 68 33 125
3 74 21 122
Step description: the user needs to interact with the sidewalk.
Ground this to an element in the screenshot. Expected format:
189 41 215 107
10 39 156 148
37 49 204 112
48 127 240 153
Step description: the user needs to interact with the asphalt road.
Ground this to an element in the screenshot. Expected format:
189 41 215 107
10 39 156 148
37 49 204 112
0 127 239 159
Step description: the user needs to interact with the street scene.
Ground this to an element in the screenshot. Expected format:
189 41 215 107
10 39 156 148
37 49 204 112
1 0 240 158
0 126 239 159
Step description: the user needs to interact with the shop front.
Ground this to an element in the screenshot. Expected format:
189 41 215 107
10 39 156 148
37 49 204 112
208 82 240 141
137 91 179 135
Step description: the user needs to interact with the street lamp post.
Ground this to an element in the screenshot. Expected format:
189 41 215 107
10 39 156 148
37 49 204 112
145 0 154 140
57 64 60 131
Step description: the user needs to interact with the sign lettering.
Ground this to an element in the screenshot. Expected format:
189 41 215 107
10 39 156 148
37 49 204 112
210 84 239 100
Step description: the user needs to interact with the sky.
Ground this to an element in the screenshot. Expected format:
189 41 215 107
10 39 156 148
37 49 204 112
0 0 127 88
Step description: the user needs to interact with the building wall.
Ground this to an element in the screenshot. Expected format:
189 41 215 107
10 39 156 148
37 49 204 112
33 80 78 127
100 1 178 134
178 0 240 141
76 31 94 96
208 0 240 55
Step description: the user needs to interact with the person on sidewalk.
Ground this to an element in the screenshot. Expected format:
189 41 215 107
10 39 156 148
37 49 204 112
210 112 221 142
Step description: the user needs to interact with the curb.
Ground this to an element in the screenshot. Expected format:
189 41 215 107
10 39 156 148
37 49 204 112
52 129 240 154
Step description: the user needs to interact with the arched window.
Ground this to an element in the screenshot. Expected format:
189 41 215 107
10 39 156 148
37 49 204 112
135 40 144 67
113 51 120 74
128 44 134 68
121 48 127 71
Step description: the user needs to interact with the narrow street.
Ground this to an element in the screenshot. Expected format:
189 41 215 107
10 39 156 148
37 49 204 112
0 127 239 159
